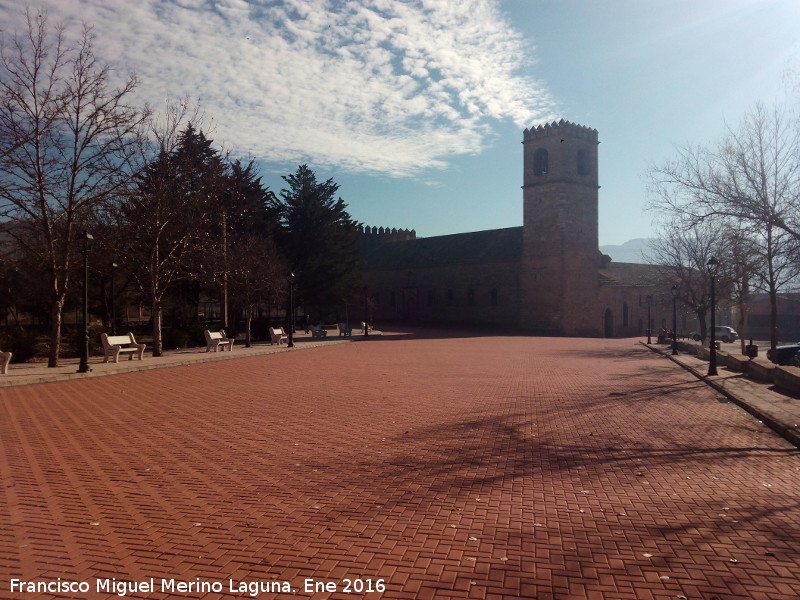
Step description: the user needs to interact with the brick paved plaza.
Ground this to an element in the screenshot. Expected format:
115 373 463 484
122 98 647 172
1 333 798 600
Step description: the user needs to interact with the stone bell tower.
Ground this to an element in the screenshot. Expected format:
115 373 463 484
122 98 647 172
519 120 601 336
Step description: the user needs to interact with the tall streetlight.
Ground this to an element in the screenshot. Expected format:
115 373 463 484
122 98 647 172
363 286 369 338
77 231 94 373
671 284 679 356
287 272 295 348
707 256 719 376
646 295 653 344
109 261 118 336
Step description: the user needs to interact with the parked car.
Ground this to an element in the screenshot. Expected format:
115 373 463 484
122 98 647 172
767 343 800 366
689 326 739 343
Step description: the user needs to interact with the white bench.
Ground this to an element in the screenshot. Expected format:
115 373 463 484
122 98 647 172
269 327 288 345
204 329 234 352
101 332 146 363
311 325 327 338
338 323 352 336
0 350 11 374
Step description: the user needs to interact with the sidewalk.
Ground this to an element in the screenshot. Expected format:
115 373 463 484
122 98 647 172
644 341 800 447
0 331 364 388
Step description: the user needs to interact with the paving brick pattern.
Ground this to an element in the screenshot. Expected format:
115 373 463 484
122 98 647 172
0 334 798 600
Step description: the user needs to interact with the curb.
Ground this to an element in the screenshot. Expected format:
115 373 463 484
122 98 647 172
0 338 352 389
641 341 800 448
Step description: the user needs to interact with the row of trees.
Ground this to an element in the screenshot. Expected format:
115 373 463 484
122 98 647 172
647 102 800 350
0 11 360 366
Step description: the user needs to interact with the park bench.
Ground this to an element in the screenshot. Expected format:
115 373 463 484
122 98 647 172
101 332 146 363
338 322 352 336
269 327 288 345
311 325 327 338
204 329 234 352
0 349 11 374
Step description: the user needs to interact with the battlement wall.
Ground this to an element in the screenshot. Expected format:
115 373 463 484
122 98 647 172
523 119 598 143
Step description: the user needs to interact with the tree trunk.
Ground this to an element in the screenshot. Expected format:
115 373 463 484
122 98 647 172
221 210 228 330
152 301 163 357
738 308 747 354
769 288 778 350
697 309 707 342
47 297 65 367
245 305 252 348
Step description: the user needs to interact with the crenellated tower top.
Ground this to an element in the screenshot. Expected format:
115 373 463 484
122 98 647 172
523 119 598 143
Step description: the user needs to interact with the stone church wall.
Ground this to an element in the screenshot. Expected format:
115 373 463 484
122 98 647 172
598 285 680 338
366 260 520 327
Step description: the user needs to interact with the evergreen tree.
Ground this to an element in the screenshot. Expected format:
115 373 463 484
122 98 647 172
273 165 360 313
213 160 278 329
115 125 224 356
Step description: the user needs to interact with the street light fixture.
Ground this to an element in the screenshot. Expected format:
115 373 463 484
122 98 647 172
671 284 679 356
707 256 719 376
287 272 295 348
77 231 94 373
646 295 653 344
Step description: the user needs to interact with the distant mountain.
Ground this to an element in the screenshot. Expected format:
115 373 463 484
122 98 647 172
599 238 655 264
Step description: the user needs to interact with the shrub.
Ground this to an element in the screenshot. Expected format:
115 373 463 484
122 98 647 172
70 322 106 357
2 327 39 363
187 324 207 348
161 327 189 350
250 318 271 342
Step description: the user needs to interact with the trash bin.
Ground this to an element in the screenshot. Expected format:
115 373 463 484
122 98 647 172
745 344 758 359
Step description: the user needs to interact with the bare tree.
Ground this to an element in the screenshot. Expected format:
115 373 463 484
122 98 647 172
103 101 215 357
647 218 731 341
650 103 800 229
724 228 761 353
228 234 285 347
0 10 146 366
648 102 800 348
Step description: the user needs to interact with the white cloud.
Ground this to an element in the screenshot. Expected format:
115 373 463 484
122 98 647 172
0 0 555 176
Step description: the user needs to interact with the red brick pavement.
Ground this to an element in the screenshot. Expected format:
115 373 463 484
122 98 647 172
0 333 798 600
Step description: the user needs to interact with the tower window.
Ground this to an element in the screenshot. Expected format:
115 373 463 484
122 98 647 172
577 149 589 175
468 289 475 306
490 288 498 306
623 302 629 326
533 148 548 176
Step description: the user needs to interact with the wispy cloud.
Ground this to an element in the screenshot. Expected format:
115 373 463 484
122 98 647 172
1 0 555 176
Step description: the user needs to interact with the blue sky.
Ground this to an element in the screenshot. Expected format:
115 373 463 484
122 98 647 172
2 0 798 245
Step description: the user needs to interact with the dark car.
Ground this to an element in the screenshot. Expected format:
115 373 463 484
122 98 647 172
766 343 800 366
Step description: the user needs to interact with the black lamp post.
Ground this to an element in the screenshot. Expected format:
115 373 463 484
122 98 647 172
671 284 679 356
707 256 719 376
363 286 369 338
109 261 118 336
287 272 295 348
77 231 94 373
646 295 653 344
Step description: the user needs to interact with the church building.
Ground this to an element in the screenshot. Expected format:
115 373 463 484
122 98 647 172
360 120 674 337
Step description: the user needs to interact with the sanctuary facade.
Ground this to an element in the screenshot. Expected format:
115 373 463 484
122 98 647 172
361 120 676 337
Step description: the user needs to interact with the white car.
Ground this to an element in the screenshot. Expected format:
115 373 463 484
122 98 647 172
690 326 738 343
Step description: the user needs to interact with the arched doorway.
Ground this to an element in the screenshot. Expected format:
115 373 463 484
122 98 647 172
603 308 614 337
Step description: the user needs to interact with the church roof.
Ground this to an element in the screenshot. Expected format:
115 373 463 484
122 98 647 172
363 226 523 269
599 261 663 286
